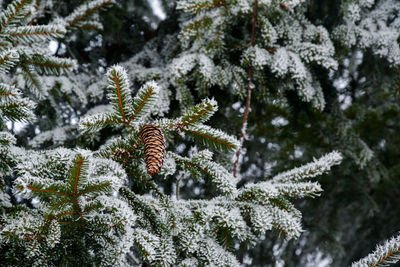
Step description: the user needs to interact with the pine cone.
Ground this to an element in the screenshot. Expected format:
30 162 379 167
139 124 166 176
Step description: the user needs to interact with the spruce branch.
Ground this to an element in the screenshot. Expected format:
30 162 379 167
352 233 400 267
22 54 78 76
172 151 237 197
177 98 218 127
65 0 114 27
162 99 237 153
0 0 32 30
97 134 142 161
14 152 123 222
0 83 16 97
73 20 103 31
0 131 16 147
119 186 168 233
107 65 133 122
1 25 66 43
125 165 163 196
182 124 239 152
177 0 227 14
20 63 44 97
0 87 35 121
70 155 86 227
233 0 258 178
7 150 130 263
127 81 160 123
79 112 121 133
272 151 343 183
0 49 19 73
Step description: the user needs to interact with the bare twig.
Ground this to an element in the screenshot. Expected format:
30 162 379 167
233 0 259 178
176 173 185 199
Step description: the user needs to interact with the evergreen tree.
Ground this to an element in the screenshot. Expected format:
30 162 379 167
0 0 399 266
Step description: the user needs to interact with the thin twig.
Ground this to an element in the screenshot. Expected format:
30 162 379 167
233 0 259 178
176 173 184 200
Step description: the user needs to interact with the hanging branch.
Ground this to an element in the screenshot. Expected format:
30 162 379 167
233 0 258 178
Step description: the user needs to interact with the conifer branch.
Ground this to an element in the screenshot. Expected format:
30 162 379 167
0 83 17 97
74 20 103 31
127 168 163 197
73 156 83 196
272 151 342 183
178 98 218 127
120 187 167 232
0 131 17 147
106 65 134 122
65 0 113 27
172 151 237 196
50 200 70 209
22 55 77 75
352 233 400 267
182 124 239 152
127 81 159 123
26 185 70 196
1 25 66 43
233 0 258 178
77 182 110 196
0 87 35 121
97 134 142 160
0 0 31 30
23 59 75 70
21 63 44 97
114 75 126 121
79 112 121 133
186 128 235 150
127 88 152 122
0 50 19 73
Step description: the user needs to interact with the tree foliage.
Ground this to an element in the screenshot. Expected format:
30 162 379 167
0 0 399 266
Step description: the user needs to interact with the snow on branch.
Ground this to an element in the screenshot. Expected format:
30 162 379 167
0 83 35 121
231 151 342 238
352 233 400 267
127 81 160 123
0 0 32 30
133 228 161 263
334 0 400 66
198 237 241 266
183 124 240 152
65 0 115 27
172 150 238 197
22 54 78 76
0 82 16 96
79 112 121 134
174 0 339 110
272 151 343 183
2 149 132 264
1 24 66 43
20 63 44 97
106 65 134 122
96 134 141 159
0 131 16 147
0 49 19 74
178 98 218 127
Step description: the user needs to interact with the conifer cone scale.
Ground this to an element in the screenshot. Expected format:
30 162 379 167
139 124 166 176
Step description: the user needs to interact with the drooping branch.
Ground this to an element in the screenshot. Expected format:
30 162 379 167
233 0 258 178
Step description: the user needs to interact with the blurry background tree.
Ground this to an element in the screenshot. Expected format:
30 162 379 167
1 0 400 266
